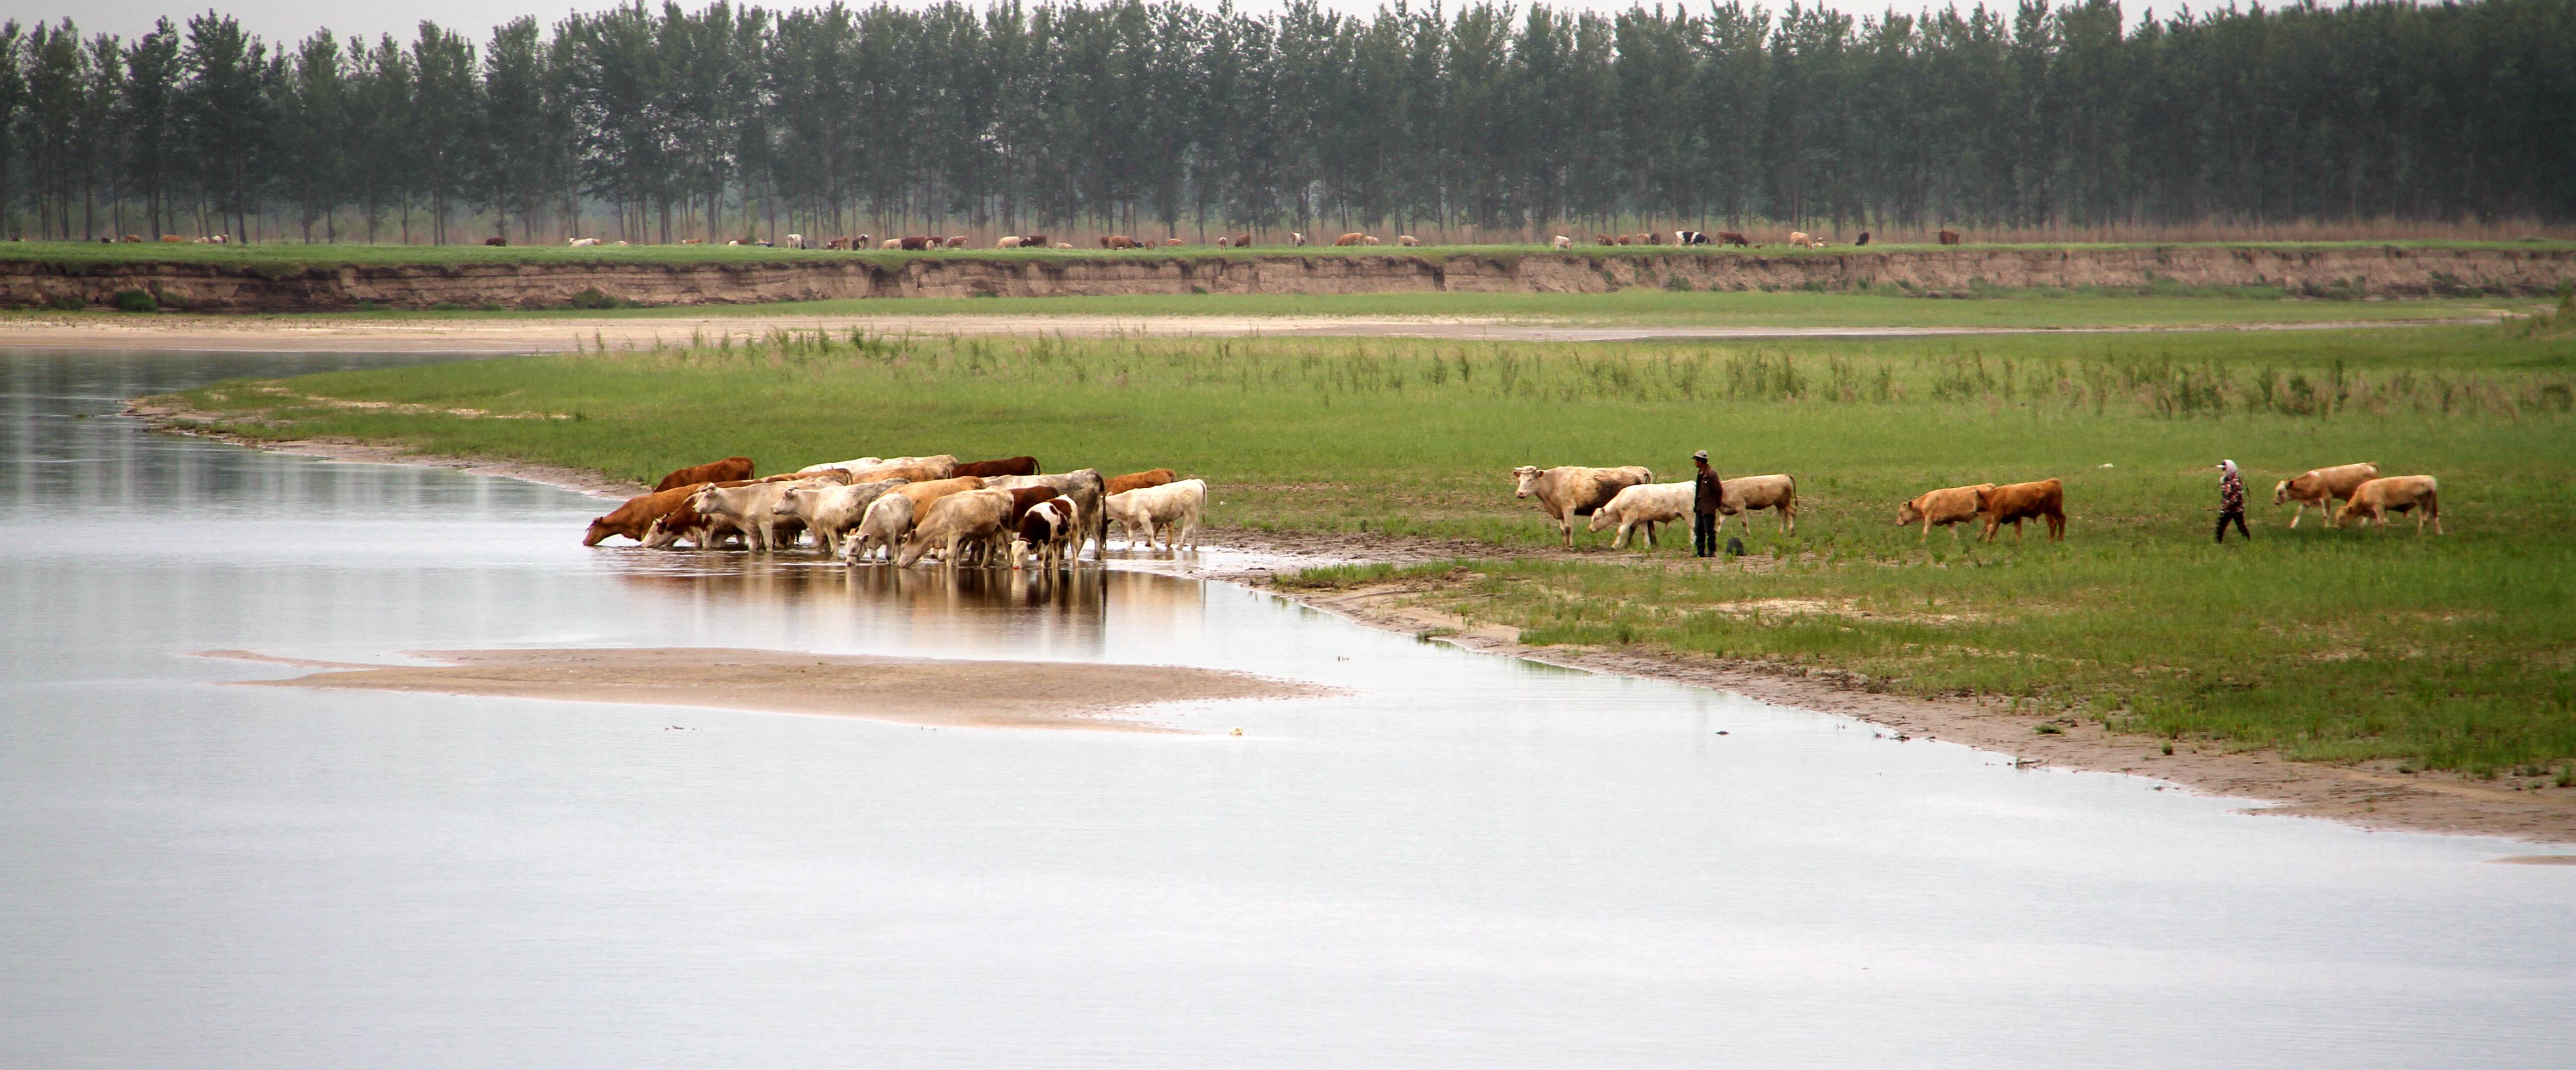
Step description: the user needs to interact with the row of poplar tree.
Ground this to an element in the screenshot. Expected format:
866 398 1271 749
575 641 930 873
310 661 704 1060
4 0 2571 245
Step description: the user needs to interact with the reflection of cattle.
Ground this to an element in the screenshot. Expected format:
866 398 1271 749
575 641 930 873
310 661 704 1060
1894 483 1996 542
2273 462 2379 528
1974 479 2066 542
1104 468 1177 495
1714 474 1798 534
1512 464 1654 549
954 456 1041 479
1587 481 1692 549
654 456 754 492
2336 475 2442 534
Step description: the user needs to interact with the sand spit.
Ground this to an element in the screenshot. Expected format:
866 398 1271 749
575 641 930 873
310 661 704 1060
204 647 1330 732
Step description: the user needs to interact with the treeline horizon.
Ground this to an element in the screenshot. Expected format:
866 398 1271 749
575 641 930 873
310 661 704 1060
3 0 2572 246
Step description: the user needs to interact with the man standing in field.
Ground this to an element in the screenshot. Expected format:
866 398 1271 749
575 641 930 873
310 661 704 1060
1693 450 1725 557
2215 459 2250 542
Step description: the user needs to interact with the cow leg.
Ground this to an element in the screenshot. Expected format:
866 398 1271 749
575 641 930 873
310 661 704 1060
1781 502 1795 535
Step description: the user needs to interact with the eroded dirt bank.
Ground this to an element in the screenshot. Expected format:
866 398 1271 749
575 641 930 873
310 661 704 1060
14 243 2574 311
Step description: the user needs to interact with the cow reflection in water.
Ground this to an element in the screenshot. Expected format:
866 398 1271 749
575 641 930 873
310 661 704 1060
608 554 1210 648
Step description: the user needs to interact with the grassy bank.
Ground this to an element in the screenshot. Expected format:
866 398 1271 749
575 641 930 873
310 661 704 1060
155 320 2576 772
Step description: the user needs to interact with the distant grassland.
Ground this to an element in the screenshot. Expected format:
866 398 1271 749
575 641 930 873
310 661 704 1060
160 321 2576 772
15 236 2574 272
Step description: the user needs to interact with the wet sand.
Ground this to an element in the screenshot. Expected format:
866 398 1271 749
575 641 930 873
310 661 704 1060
7 310 2498 353
202 648 1328 732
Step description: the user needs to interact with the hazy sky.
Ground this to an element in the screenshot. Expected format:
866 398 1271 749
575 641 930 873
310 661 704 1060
45 0 2178 50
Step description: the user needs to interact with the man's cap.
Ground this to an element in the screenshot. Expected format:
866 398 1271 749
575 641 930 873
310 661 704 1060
1693 449 1709 460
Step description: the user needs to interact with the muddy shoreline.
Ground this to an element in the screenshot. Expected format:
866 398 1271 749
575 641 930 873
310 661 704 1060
127 415 2576 845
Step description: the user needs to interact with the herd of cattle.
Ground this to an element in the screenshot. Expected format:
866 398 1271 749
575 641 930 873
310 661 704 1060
582 455 1206 569
539 229 1959 252
1510 459 2442 549
582 455 2440 566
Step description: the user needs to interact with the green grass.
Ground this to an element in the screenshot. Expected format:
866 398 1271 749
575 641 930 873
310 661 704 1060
155 322 2576 771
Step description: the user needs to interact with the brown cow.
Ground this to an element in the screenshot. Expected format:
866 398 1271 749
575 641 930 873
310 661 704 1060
1021 234 1048 248
953 456 1041 479
945 235 968 248
1102 235 1140 249
1165 237 1185 246
1616 234 1634 245
1718 231 1751 247
2335 475 2442 534
642 493 745 549
2273 462 2379 528
653 456 755 492
1596 234 1616 246
1512 464 1655 549
121 234 142 242
484 236 508 246
585 484 708 546
160 234 186 243
1232 233 1251 248
1894 483 1997 542
1974 479 2066 542
1104 468 1178 495
1333 232 1369 246
898 235 935 250
1938 229 1962 245
1001 485 1064 527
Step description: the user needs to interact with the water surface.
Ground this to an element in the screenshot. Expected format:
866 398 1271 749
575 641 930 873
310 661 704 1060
2 348 2570 1068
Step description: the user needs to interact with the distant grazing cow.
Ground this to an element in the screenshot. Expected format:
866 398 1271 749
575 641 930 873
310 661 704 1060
1055 243 1072 249
1512 464 1655 549
881 238 902 249
1215 236 1231 247
774 479 906 557
1165 237 1185 246
1334 232 1368 246
853 234 873 248
825 237 849 250
785 233 805 249
1714 474 1798 534
1021 234 1048 248
1677 230 1709 245
898 236 934 251
2273 462 2379 528
1616 234 1634 245
654 456 754 492
1894 483 1996 542
954 456 1041 479
1105 478 1207 552
1553 235 1574 250
568 237 600 247
678 238 703 245
121 234 142 242
1854 231 1870 246
1596 234 1616 246
1974 478 2066 542
160 234 185 243
1587 481 1693 549
1290 232 1307 246
1788 231 1816 249
1718 231 1751 246
845 493 913 564
1232 233 1251 248
584 484 704 545
1938 229 1961 245
484 236 507 246
945 236 968 248
1104 468 1177 495
997 236 1023 248
2336 475 2442 534
1397 235 1421 246
1010 498 1079 571
1102 235 1140 249
896 488 1015 567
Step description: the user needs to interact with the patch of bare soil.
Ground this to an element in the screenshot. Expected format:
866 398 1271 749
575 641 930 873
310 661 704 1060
201 647 1328 732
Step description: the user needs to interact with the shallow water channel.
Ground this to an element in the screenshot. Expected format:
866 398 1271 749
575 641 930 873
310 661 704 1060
3 349 2571 1068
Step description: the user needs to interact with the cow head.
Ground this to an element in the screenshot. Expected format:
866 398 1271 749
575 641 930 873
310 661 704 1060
1008 537 1034 569
1894 500 1922 526
641 518 678 549
1973 488 1996 514
1512 465 1543 499
2272 480 2293 506
773 487 806 516
583 517 613 546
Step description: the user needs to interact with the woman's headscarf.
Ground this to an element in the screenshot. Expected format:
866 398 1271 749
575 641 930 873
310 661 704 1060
2220 459 2238 481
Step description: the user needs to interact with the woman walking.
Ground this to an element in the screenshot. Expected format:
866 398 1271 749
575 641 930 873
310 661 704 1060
2215 459 2249 542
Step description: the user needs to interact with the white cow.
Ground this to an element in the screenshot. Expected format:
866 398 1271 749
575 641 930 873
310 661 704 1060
784 233 805 249
692 479 823 550
844 493 914 564
1715 473 1799 534
568 237 600 247
896 488 1015 567
1552 235 1573 250
775 479 906 557
1104 478 1207 552
1587 481 1693 549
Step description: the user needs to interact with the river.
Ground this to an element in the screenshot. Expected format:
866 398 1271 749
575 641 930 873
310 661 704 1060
2 348 2570 1068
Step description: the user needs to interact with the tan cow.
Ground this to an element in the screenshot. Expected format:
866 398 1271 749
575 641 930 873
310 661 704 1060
1894 483 1996 542
1714 474 1798 534
1512 464 1655 549
891 475 986 515
2274 462 2379 528
896 488 1015 567
653 456 754 492
1587 481 1692 549
2335 475 2441 534
845 493 913 564
1333 232 1369 246
1396 235 1421 246
1104 468 1177 495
